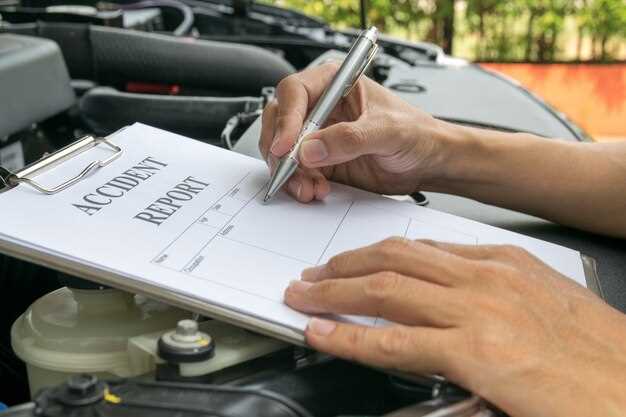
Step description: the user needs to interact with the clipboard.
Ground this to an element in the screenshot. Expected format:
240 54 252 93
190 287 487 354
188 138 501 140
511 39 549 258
0 127 606 347
0 129 305 345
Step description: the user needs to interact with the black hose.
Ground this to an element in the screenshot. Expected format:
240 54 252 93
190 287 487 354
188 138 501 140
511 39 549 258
79 87 264 139
0 23 296 92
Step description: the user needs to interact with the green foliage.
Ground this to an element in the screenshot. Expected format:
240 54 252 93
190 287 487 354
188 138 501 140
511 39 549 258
262 0 626 62
578 0 626 60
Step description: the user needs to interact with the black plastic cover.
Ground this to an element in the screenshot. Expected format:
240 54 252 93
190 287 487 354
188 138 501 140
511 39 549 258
32 379 314 417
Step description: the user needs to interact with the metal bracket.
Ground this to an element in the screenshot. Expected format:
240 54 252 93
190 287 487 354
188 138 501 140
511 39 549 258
5 136 123 195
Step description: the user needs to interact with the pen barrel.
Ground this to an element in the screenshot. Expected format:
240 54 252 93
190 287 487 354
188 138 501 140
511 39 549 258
289 120 320 160
303 31 377 128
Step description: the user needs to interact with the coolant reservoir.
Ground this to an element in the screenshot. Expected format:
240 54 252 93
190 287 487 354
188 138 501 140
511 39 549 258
11 287 189 396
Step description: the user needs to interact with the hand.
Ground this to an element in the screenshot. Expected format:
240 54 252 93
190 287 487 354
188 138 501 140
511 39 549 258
284 238 626 417
259 63 447 202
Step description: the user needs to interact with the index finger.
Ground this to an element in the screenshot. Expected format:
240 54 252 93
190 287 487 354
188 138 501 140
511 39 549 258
270 75 310 156
302 237 469 287
270 63 342 157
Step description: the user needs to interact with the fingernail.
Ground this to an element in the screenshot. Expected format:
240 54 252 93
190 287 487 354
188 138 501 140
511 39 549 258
301 140 328 163
308 318 336 336
302 265 324 281
270 136 280 155
287 280 313 293
288 180 302 199
268 155 277 173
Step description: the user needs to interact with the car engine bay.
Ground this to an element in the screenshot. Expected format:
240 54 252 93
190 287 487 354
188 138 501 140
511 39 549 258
0 1 594 415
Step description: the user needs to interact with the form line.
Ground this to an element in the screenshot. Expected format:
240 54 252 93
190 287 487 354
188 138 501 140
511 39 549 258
315 201 354 265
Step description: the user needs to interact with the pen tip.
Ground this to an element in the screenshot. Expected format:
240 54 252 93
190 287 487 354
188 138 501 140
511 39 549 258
262 194 271 204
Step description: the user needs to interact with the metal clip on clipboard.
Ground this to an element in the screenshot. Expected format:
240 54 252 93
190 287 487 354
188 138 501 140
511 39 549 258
0 135 123 195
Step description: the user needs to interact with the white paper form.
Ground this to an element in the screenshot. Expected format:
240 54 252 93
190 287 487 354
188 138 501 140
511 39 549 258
0 123 587 337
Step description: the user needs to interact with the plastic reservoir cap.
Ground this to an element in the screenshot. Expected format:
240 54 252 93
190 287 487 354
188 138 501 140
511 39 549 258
10 287 189 373
158 319 215 364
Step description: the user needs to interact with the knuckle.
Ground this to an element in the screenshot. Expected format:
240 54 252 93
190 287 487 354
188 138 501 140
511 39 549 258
378 237 413 258
471 261 520 286
343 326 368 361
313 279 337 299
464 326 496 364
325 254 348 277
338 123 366 151
376 327 412 358
415 238 437 247
463 317 520 366
364 272 402 302
498 244 527 259
473 261 502 281
276 74 297 92
275 114 290 127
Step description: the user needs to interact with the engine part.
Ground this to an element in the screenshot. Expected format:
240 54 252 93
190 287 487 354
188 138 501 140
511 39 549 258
5 377 314 417
0 254 60 405
0 34 74 139
131 319 289 384
383 396 493 417
0 125 58 173
0 23 295 95
79 87 264 140
231 358 422 417
114 0 193 36
157 319 216 364
0 6 124 26
220 86 275 149
10 287 189 395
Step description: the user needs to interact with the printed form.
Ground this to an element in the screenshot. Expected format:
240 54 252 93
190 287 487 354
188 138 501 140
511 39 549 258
0 124 587 337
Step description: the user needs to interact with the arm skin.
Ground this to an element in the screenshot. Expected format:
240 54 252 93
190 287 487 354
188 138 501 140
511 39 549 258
260 62 626 239
258 64 626 417
426 123 626 238
284 239 626 417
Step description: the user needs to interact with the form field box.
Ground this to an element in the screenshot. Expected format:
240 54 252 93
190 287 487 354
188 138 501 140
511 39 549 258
153 223 219 271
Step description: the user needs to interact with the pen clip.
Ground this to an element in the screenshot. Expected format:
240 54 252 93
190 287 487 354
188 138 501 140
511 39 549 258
343 43 379 98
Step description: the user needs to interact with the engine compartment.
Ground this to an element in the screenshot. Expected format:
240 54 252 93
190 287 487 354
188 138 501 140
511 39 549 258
0 1 589 413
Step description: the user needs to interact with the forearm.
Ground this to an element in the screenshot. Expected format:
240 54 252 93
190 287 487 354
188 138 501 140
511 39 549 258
423 121 626 238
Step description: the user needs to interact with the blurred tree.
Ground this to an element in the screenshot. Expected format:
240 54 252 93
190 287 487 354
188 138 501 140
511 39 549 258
532 0 570 62
579 0 626 60
428 0 456 53
264 0 626 62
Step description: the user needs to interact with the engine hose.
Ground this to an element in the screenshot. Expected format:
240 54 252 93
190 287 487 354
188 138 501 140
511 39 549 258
79 86 264 141
0 23 295 94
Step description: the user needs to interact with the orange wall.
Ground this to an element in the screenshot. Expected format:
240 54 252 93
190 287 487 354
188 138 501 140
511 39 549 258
481 63 626 140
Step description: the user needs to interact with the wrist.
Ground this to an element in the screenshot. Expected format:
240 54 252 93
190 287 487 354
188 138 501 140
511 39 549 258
416 120 494 194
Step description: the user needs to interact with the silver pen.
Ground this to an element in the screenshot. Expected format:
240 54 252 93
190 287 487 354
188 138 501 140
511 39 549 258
263 26 379 203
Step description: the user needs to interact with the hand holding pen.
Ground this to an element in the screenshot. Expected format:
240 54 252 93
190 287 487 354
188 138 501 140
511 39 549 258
259 29 443 203
263 27 380 203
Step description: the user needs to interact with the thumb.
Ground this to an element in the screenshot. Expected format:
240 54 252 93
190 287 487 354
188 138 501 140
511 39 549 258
299 121 378 168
